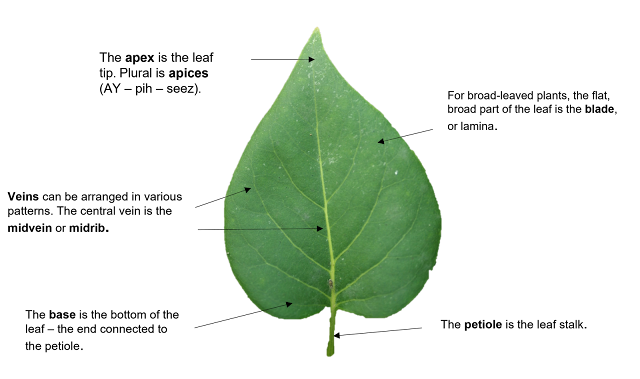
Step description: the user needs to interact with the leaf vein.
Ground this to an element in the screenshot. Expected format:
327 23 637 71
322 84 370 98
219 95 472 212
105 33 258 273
336 264 423 306
241 235 331 300
336 194 425 297
273 109 316 161
327 107 362 202
269 131 324 209
334 148 388 261
248 153 330 272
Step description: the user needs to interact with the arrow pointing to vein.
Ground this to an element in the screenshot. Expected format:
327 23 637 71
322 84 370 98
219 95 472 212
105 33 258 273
199 226 323 232
251 57 315 62
262 301 291 312
378 137 402 145
334 327 422 339
224 187 251 199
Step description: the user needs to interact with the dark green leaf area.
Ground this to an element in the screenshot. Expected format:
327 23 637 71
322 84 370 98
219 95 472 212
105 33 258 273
224 28 441 321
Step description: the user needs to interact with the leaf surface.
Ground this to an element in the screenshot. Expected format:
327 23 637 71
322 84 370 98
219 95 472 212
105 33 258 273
224 28 441 356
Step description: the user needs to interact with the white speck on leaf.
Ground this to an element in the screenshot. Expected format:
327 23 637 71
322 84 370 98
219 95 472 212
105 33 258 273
395 170 398 175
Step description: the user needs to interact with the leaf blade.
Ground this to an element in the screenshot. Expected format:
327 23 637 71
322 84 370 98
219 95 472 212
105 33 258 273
225 28 441 336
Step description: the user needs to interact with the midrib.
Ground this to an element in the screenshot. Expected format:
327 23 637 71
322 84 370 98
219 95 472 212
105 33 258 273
311 67 336 307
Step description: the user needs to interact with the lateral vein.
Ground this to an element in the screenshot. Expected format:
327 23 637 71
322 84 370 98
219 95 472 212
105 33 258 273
248 154 330 273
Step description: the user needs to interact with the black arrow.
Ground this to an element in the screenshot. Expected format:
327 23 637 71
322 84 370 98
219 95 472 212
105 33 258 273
262 301 291 312
199 226 323 232
334 327 421 339
224 187 251 199
378 137 402 145
251 57 314 62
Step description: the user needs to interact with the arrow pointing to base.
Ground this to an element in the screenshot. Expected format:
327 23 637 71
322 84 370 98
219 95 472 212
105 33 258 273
252 57 314 62
224 187 251 199
378 137 402 145
262 301 291 312
334 327 422 339
199 226 323 232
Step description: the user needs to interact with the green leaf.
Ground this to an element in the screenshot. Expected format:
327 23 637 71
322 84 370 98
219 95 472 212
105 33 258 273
224 28 441 356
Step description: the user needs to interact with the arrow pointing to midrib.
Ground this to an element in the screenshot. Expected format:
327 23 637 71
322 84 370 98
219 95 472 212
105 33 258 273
252 57 314 62
199 226 323 232
194 302 292 329
334 327 422 339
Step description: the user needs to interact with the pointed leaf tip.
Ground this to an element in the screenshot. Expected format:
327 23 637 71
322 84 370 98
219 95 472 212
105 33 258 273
309 57 315 62
244 187 251 193
286 302 292 307
378 138 385 144
317 226 323 232
334 333 340 339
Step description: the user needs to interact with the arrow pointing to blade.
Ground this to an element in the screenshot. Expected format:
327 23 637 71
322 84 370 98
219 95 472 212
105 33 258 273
199 226 323 232
334 327 422 339
262 301 291 312
378 137 402 145
252 57 315 62
224 187 251 199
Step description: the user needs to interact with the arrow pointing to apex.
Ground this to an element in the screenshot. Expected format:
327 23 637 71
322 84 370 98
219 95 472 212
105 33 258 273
251 57 315 62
